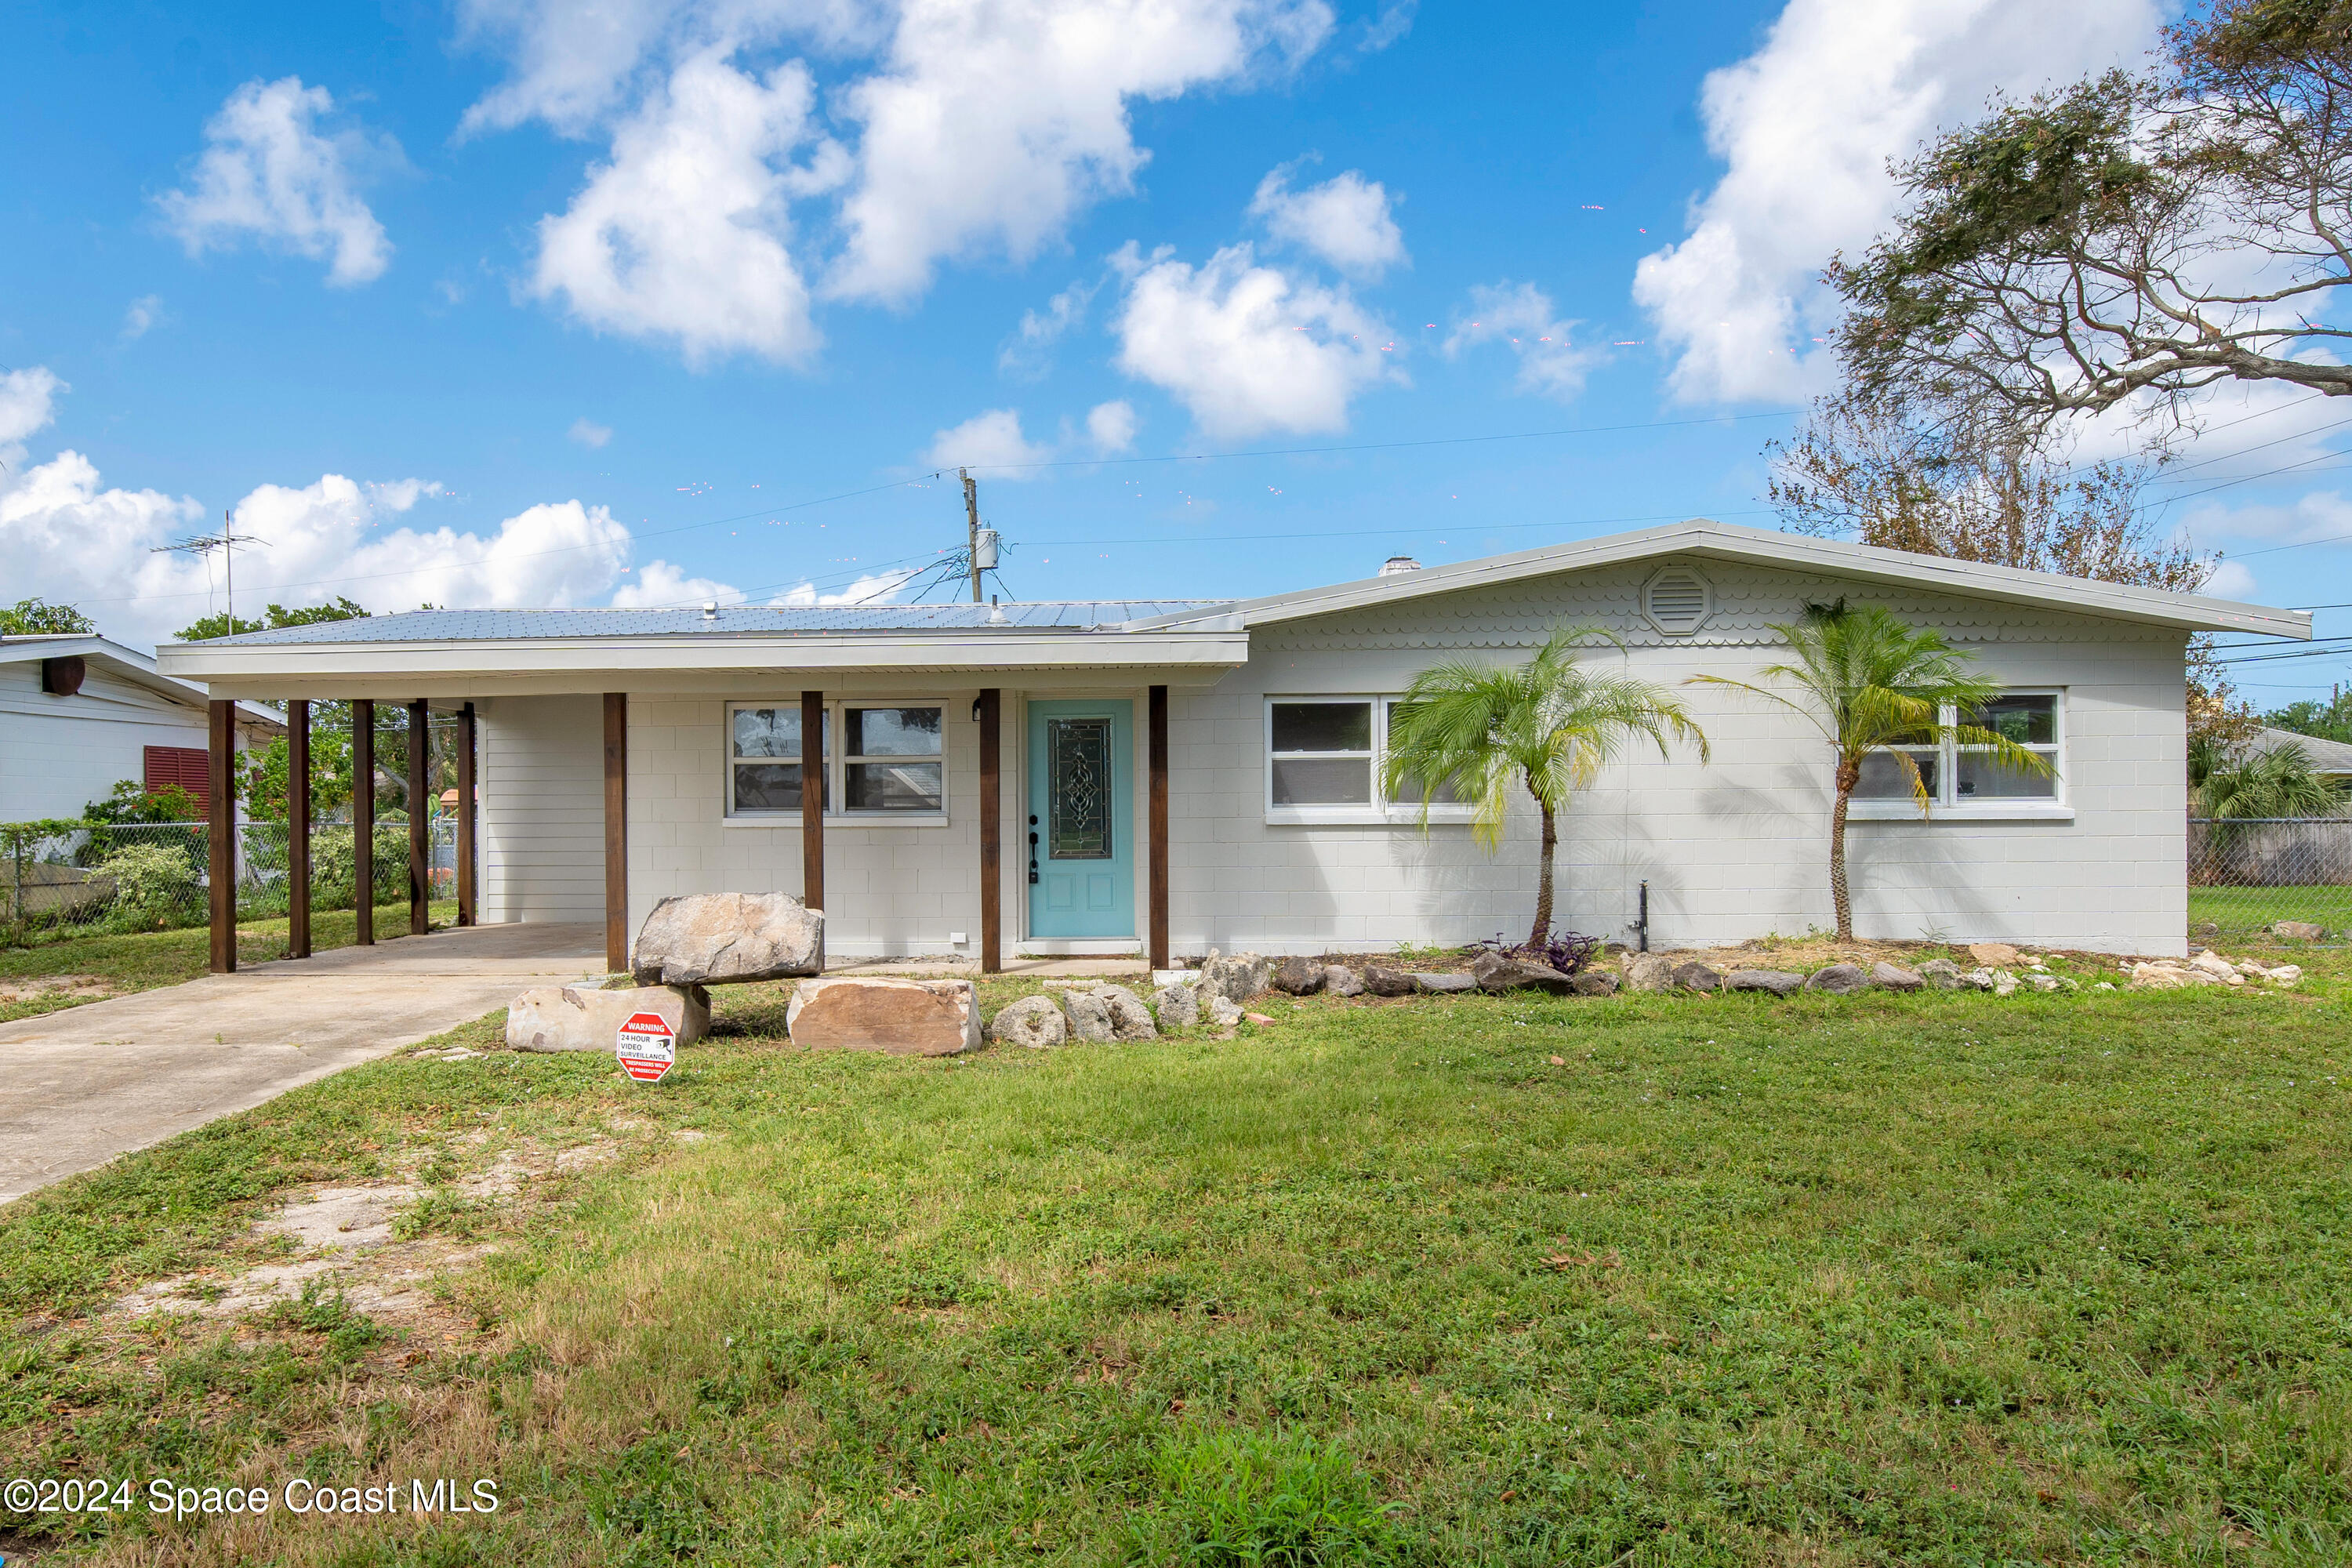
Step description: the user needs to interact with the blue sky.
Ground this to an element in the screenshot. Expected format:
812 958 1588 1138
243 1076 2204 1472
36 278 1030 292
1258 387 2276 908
4 0 2348 703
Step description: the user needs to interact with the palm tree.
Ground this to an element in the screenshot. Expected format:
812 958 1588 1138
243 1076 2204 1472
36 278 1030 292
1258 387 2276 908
1384 626 1708 949
1691 602 2052 942
2191 735 2346 819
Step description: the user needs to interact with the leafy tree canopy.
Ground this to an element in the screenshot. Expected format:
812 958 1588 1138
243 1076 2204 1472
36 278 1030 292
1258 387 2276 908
0 597 95 635
2263 691 2352 743
1831 1 2352 443
177 597 369 643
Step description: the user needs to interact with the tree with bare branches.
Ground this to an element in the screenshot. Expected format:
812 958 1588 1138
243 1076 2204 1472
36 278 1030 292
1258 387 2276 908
1831 2 2352 445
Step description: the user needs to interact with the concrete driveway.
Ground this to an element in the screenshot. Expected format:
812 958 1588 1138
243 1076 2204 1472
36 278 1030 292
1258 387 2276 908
0 923 604 1207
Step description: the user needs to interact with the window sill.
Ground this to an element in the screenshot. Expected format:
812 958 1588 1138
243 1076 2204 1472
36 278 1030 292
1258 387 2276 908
1848 801 2074 824
724 812 949 829
1265 808 1479 828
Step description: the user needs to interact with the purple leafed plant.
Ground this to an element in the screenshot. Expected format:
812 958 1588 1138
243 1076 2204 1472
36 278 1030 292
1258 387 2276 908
1472 927 1600 976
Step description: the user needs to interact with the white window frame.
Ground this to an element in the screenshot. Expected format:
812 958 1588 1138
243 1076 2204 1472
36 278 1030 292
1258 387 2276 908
1264 695 1479 826
1846 688 2071 822
724 699 949 827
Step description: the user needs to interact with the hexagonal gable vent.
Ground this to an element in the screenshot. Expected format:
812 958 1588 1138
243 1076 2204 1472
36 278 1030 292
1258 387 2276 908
1642 567 1712 635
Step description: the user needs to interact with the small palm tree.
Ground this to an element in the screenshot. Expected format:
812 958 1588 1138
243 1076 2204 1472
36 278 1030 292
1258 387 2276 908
1384 626 1708 949
2192 736 2347 819
1692 602 2052 942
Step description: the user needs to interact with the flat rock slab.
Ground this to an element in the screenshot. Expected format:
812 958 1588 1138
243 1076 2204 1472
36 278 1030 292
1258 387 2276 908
1414 973 1479 994
1871 962 1926 992
632 891 823 985
508 984 710 1052
787 977 979 1056
1471 953 1577 994
1361 965 1417 997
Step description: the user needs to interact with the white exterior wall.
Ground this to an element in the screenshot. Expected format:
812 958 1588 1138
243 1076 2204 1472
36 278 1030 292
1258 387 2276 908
471 559 2194 958
1171 560 2186 956
481 694 605 923
0 660 220 821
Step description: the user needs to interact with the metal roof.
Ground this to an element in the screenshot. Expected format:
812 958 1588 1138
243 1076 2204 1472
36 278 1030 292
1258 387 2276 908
196 601 1226 646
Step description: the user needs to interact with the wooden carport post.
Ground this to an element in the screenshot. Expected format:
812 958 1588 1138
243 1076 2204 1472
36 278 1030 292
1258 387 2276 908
1149 684 1170 972
352 699 375 945
287 699 311 959
456 702 477 926
206 700 236 974
604 692 629 975
800 689 825 924
978 688 1001 973
408 699 430 938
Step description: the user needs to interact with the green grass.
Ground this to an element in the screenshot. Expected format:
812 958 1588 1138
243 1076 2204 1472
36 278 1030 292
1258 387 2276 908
0 900 458 1024
4 965 2350 1566
2190 884 2352 938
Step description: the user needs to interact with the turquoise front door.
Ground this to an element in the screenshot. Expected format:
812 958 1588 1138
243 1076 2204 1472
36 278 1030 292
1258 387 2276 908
1026 699 1134 939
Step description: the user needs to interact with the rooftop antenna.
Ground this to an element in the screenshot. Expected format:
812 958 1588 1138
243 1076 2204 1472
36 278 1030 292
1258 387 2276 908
152 510 267 633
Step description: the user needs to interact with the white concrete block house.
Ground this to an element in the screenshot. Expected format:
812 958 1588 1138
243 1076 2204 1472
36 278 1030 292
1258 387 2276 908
158 521 2310 971
2 634 278 823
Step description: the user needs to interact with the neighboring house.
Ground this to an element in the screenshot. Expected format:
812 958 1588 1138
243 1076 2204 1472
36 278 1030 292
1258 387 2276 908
2247 724 2352 782
0 634 281 823
158 520 2310 959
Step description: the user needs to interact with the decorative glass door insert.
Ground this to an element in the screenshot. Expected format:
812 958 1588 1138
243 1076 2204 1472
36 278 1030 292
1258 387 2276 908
1026 699 1134 939
1048 717 1113 858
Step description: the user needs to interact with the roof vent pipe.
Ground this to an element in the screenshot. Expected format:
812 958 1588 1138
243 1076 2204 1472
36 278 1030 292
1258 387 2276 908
1378 555 1422 576
701 601 718 620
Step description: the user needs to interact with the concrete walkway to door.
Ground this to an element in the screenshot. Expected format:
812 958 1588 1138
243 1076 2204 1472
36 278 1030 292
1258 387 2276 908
0 923 604 1209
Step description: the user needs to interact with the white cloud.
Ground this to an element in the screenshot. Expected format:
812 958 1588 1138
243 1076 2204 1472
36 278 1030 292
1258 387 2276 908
1111 241 1398 438
2202 559 2259 599
569 416 614 448
1631 0 2161 405
926 408 1053 472
2180 490 2352 551
1085 399 1138 453
1358 0 1414 50
0 370 653 648
1444 282 1595 401
772 568 920 605
828 0 1337 304
0 368 65 460
1000 277 1098 378
121 296 165 342
1250 165 1404 277
610 557 746 606
159 77 396 286
532 48 840 365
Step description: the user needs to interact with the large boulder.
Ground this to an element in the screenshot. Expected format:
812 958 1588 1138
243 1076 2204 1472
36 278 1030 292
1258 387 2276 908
1916 957 1965 990
1062 989 1116 1043
1621 953 1676 993
1669 960 1724 993
1323 966 1367 997
1196 950 1273 1004
1724 968 1803 997
1806 964 1869 996
786 977 978 1056
1361 965 1417 997
1471 952 1577 995
989 995 1066 1048
1272 956 1327 995
1094 984 1159 1040
1871 961 1926 992
632 891 823 985
1152 983 1201 1028
508 984 709 1053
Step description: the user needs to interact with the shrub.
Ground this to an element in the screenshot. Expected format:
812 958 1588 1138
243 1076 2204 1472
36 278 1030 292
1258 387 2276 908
96 841 202 913
312 824 411 906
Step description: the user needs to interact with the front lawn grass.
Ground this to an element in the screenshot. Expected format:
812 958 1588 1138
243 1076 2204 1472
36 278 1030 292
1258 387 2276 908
3 966 2349 1566
0 901 457 1024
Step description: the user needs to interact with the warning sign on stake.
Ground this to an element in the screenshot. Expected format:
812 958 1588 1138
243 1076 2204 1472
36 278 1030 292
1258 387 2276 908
616 1011 676 1083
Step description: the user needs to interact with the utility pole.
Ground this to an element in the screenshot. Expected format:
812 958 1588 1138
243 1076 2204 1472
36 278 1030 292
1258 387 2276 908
961 467 982 603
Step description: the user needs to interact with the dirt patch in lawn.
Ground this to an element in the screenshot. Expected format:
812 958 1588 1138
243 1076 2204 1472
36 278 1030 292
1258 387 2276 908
0 972 113 1004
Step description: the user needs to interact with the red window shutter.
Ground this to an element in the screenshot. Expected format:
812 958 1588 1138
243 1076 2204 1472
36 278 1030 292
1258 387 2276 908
144 745 212 813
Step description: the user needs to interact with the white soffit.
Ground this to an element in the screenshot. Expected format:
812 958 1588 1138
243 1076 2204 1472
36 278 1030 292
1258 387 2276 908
1121 519 2314 641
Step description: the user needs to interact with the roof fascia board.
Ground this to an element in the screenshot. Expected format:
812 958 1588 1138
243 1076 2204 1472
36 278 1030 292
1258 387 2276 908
189 666 1242 702
5 635 283 728
1122 520 2312 641
159 630 1250 684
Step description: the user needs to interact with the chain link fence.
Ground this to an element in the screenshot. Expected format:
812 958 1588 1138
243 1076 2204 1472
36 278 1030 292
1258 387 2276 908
2188 817 2352 945
2 818 461 940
